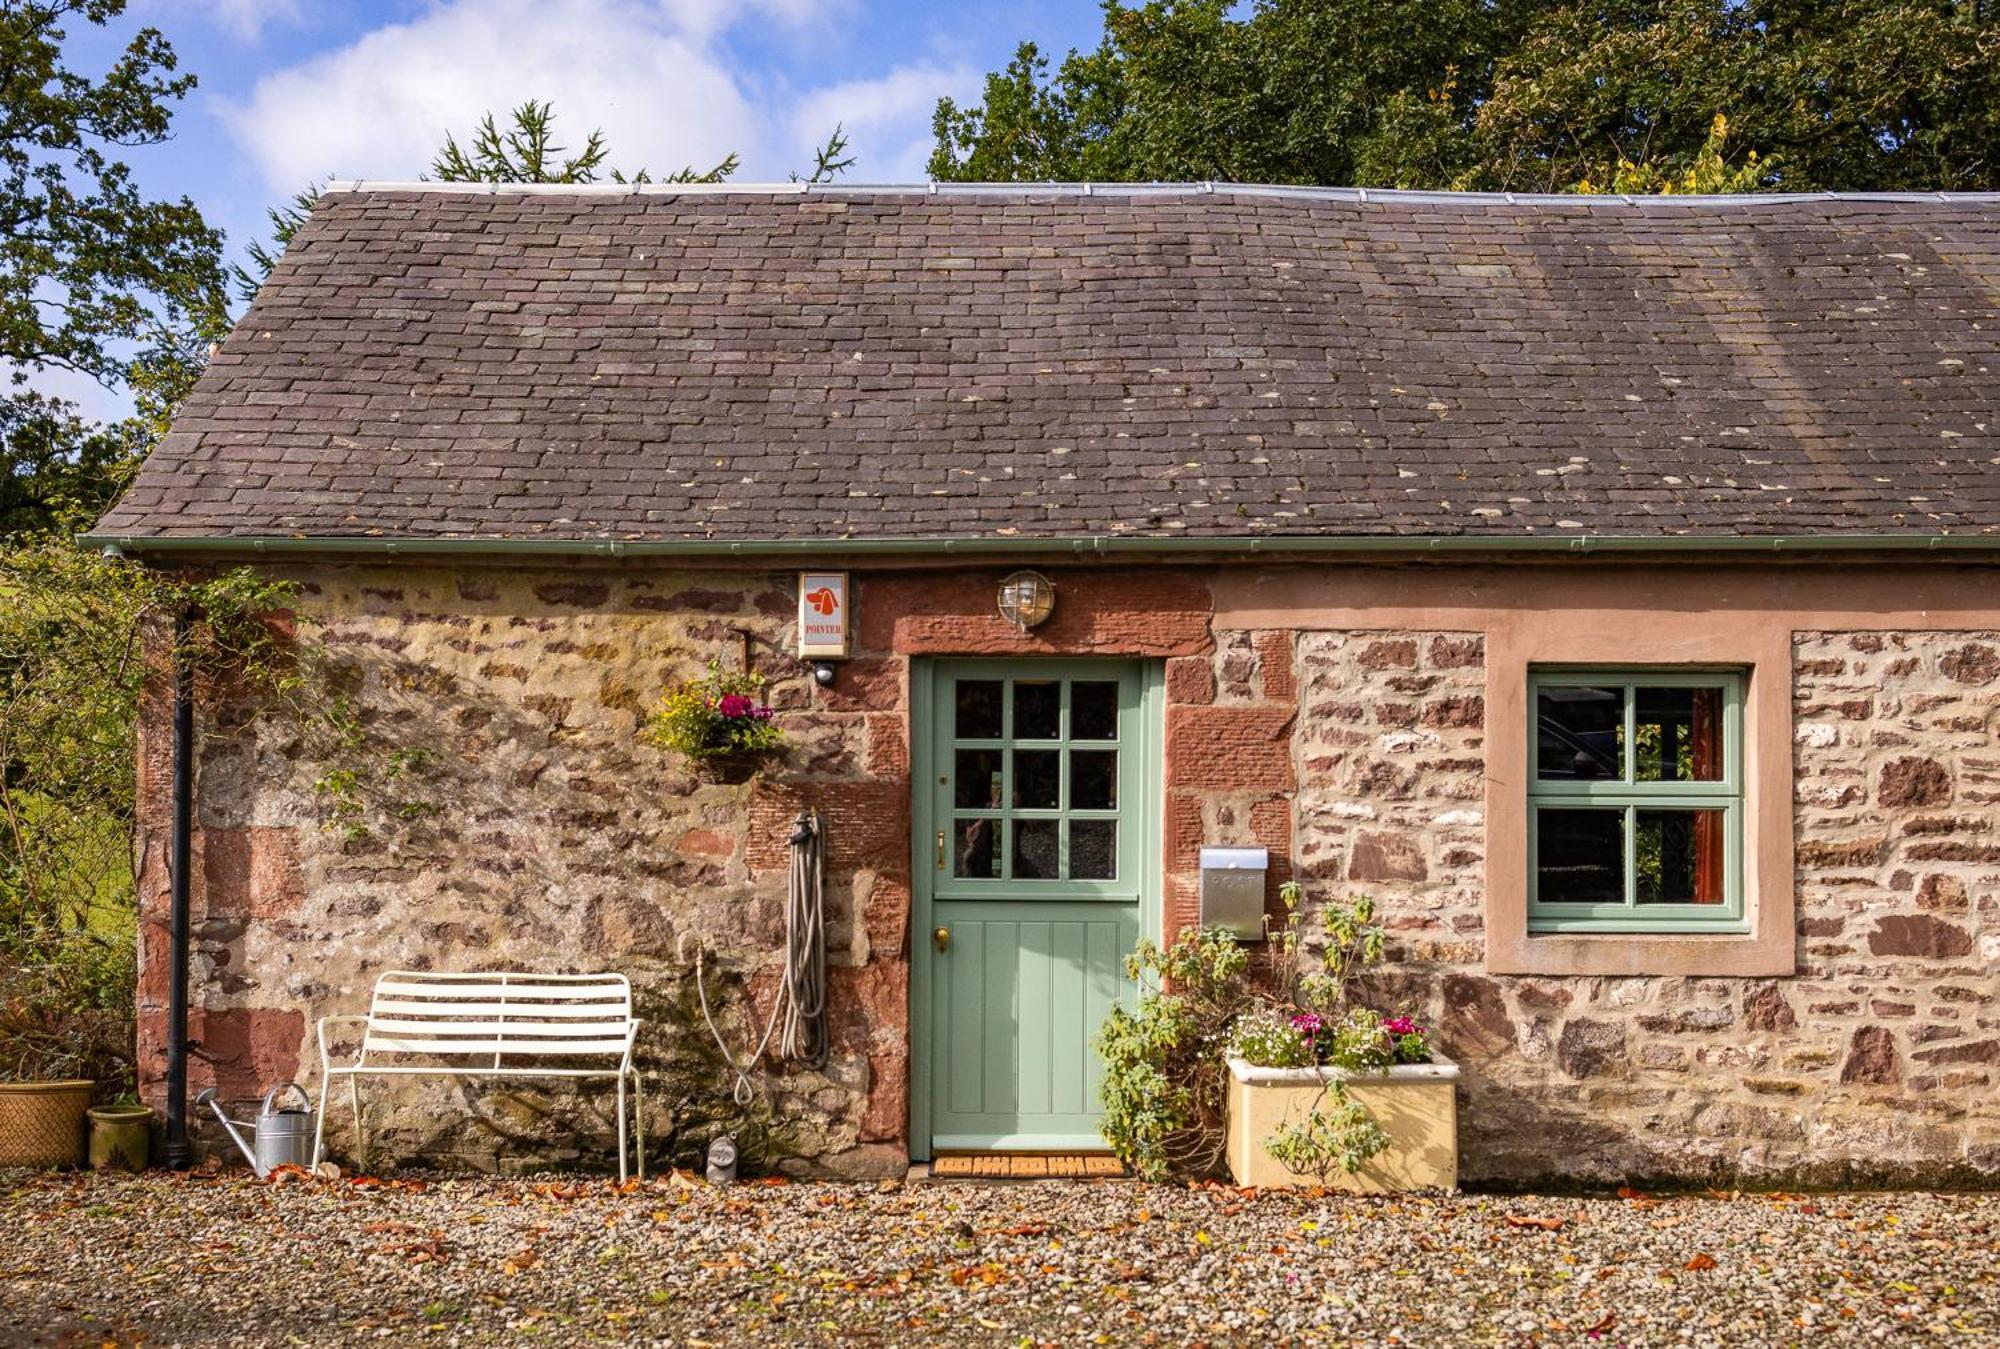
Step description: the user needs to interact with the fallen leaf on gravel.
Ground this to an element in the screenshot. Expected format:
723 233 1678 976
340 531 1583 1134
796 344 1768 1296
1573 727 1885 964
505 1248 539 1275
1586 1311 1617 1338
1504 1215 1565 1231
1685 1253 1718 1271
364 1221 419 1235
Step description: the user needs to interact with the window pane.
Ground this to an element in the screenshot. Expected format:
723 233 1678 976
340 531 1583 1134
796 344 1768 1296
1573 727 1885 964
954 750 1003 809
954 680 1002 739
1070 750 1117 810
1014 750 1060 809
1014 681 1060 739
1536 809 1624 904
1537 685 1624 781
1635 686 1724 783
1070 820 1116 880
952 818 1000 878
1636 809 1727 903
1071 681 1119 740
1013 820 1059 879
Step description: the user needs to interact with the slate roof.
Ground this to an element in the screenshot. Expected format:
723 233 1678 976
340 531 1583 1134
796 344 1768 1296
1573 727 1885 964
94 184 2000 546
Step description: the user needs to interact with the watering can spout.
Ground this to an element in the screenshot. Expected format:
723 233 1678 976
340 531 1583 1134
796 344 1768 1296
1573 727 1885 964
195 1087 259 1172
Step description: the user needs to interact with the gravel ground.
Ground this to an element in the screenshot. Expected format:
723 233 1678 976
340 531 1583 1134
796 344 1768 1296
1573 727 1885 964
1 1170 1995 1346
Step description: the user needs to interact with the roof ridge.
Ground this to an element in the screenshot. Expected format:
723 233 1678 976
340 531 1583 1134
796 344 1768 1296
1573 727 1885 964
314 179 2000 207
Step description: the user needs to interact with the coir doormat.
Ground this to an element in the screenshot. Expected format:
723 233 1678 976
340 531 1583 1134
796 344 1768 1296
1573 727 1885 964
930 1154 1127 1179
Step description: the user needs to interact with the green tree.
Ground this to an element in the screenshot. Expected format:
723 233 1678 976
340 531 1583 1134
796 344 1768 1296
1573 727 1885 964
932 0 2000 192
1 0 229 534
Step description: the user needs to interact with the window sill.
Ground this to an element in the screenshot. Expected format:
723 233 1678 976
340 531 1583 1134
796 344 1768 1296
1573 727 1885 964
1489 927 1792 978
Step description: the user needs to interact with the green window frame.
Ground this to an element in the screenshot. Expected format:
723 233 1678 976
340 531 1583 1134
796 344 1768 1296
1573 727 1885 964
930 661 1147 902
1527 669 1747 934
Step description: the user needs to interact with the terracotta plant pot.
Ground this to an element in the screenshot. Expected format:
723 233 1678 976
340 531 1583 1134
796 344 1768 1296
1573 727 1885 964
0 1080 93 1168
88 1103 153 1172
1225 1054 1459 1192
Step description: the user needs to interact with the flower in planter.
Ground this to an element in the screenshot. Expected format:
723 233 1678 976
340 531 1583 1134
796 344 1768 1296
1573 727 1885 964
641 664 787 760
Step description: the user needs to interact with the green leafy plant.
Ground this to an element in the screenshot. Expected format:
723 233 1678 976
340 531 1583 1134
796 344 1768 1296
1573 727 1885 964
640 664 787 761
1263 1083 1391 1183
1096 925 1250 1180
1096 880 1429 1181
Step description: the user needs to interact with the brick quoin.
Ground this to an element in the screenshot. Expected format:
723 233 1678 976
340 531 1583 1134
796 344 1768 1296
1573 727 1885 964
860 569 1213 657
1167 705 1297 792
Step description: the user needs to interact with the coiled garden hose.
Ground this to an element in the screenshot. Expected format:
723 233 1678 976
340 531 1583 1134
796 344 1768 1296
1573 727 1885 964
694 808 829 1106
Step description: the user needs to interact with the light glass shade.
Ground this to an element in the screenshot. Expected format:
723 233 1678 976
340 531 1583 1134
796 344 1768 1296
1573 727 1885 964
997 570 1056 631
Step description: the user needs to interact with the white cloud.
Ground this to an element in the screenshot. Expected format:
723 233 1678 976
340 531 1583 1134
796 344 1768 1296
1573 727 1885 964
220 0 775 193
137 0 303 43
788 62 977 182
220 0 960 196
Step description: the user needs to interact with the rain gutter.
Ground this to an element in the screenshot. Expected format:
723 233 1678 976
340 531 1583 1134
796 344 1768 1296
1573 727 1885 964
79 532 2000 560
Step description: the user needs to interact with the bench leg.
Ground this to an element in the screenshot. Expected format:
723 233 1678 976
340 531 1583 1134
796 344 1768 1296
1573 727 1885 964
632 1070 646 1183
350 1075 366 1172
615 1075 629 1185
312 1075 332 1170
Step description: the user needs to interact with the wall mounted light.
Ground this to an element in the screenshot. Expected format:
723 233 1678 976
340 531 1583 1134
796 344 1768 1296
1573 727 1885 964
997 570 1056 632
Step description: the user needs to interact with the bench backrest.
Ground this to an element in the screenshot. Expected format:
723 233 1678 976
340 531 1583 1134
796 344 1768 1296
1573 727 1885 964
361 971 634 1067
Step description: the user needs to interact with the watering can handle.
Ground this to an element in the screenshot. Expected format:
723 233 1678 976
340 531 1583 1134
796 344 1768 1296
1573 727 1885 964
261 1081 312 1115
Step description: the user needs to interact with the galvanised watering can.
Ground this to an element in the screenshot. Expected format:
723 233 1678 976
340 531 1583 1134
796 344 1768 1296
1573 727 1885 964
196 1083 315 1177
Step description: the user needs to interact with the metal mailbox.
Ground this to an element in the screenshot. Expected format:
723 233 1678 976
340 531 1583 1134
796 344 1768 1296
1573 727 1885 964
1199 846 1270 940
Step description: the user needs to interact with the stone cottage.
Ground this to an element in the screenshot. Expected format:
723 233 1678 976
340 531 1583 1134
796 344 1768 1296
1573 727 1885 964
89 184 2000 1184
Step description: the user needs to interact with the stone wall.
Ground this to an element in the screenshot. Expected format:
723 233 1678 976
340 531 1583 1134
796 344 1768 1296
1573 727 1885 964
1280 627 1998 1187
139 558 2000 1185
138 562 910 1177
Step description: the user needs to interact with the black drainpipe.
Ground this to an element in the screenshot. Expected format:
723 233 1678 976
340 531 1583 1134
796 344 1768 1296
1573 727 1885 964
161 608 196 1169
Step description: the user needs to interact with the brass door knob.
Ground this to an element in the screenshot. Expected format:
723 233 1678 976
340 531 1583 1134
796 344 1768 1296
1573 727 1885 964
933 925 951 953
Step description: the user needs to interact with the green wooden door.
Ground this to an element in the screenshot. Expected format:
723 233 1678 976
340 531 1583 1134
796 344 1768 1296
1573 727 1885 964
912 660 1160 1155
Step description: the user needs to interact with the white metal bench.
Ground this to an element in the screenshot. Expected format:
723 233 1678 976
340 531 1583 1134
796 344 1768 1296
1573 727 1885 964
311 970 646 1181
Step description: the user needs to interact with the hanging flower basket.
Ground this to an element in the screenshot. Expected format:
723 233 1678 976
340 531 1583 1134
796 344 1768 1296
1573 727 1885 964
641 663 787 780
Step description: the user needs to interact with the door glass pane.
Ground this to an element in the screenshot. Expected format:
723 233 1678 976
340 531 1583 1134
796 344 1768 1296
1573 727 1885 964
1012 820 1059 879
1070 750 1117 810
955 680 1002 739
952 818 1000 878
1014 750 1060 808
1535 808 1624 904
1636 809 1727 903
1635 686 1724 782
1537 685 1624 781
954 750 1003 809
1071 681 1119 740
1070 820 1116 880
1014 680 1060 739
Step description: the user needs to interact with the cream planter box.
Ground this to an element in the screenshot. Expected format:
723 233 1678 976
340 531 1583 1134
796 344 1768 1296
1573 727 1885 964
1225 1055 1459 1192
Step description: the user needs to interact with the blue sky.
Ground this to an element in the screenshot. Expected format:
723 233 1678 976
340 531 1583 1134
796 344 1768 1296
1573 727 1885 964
43 0 1103 418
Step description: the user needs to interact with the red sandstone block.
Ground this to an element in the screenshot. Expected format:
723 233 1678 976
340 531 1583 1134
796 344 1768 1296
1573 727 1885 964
1166 705 1296 791
816 656 904 713
865 712 909 779
1166 655 1216 705
675 828 736 859
864 872 913 958
1256 632 1296 702
200 827 306 920
141 1008 307 1104
1167 793 1205 872
748 780 909 873
859 569 1213 657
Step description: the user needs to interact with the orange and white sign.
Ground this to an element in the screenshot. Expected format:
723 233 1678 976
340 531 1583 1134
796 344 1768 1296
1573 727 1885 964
798 571 850 658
